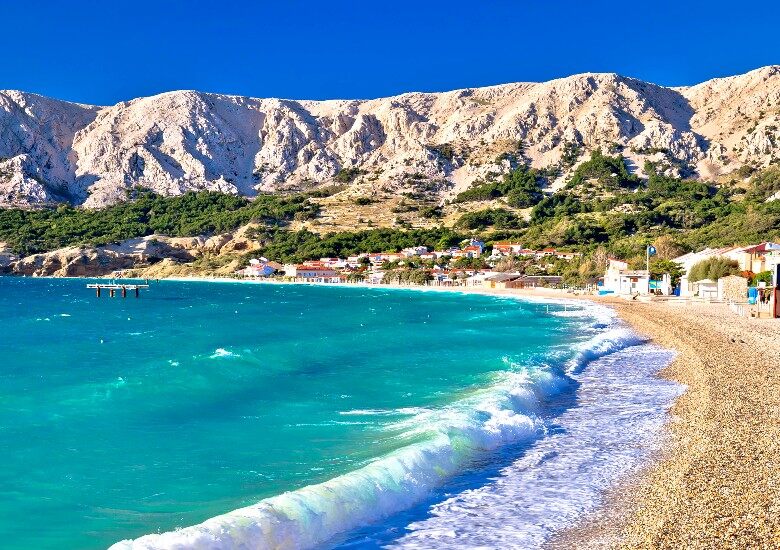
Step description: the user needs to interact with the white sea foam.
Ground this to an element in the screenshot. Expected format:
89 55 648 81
110 308 654 550
338 407 429 417
209 348 238 359
384 345 682 549
566 326 646 374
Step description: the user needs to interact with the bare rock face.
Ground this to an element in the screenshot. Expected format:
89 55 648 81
2 66 780 207
4 229 262 276
8 236 196 277
0 92 98 205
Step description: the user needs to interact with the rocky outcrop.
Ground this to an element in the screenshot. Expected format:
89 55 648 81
11 248 129 277
4 227 261 277
2 66 780 207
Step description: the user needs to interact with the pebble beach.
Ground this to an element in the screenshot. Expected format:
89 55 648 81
551 298 780 549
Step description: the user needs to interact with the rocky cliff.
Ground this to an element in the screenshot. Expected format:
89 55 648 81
3 226 260 277
2 66 779 208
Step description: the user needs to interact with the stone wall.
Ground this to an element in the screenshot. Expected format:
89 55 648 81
718 275 749 302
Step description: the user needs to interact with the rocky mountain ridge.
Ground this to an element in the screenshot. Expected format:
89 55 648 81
1 66 780 208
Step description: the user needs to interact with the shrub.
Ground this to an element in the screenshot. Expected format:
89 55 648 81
687 257 739 282
334 168 364 183
455 208 523 230
455 165 544 207
568 149 638 189
0 190 320 256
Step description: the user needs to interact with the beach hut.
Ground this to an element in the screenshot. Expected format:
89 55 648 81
694 279 718 299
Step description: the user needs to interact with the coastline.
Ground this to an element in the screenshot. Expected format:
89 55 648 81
549 299 780 548
107 277 648 549
19 275 778 546
159 277 780 547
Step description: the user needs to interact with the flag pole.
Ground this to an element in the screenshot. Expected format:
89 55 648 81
646 245 650 295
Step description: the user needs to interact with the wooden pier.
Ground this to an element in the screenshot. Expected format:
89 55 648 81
87 283 149 298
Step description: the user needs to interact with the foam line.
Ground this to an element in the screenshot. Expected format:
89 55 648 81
110 308 643 550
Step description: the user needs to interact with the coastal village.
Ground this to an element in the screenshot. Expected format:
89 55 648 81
237 239 780 319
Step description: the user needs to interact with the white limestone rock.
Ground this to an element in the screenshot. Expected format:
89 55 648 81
1 66 780 207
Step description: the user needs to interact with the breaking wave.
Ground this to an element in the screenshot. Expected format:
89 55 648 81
110 304 644 550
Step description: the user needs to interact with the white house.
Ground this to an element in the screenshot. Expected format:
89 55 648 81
239 258 280 278
602 258 650 295
294 265 337 280
401 246 429 257
490 242 524 257
467 238 485 254
319 257 347 268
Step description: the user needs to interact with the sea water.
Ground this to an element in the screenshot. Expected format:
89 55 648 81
0 278 680 549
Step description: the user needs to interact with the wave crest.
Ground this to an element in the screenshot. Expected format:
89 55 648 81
111 306 644 550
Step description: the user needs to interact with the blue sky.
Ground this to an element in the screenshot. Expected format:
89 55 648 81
2 1 778 105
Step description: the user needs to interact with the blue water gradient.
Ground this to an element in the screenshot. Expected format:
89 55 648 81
0 278 602 549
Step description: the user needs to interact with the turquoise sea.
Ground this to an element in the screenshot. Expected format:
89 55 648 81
0 278 680 549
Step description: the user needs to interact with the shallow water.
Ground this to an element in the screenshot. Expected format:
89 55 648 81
0 278 676 549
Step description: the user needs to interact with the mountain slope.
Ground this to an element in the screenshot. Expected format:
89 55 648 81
1 66 779 208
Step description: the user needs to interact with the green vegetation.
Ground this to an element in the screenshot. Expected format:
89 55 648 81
559 141 582 169
382 268 434 285
334 168 364 183
523 165 780 255
455 208 524 230
0 190 319 255
650 258 685 285
687 257 739 282
745 165 780 201
2 157 779 286
352 197 374 206
455 164 544 207
419 205 443 219
247 227 464 264
567 149 639 190
751 270 774 285
473 163 780 282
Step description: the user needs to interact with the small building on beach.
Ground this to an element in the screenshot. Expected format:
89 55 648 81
693 279 718 299
601 259 650 295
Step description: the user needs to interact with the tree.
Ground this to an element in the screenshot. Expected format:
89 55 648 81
454 165 544 207
650 258 685 285
455 209 523 230
687 257 739 282
652 235 685 260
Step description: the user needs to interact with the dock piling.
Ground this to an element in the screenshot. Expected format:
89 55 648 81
87 283 149 299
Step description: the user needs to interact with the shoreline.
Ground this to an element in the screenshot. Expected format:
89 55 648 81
163 276 780 547
153 277 686 547
550 299 780 548
11 275 779 546
105 277 648 549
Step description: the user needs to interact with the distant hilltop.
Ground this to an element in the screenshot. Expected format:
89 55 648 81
1 66 779 208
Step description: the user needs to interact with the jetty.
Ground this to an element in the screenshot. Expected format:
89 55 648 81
87 283 149 298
